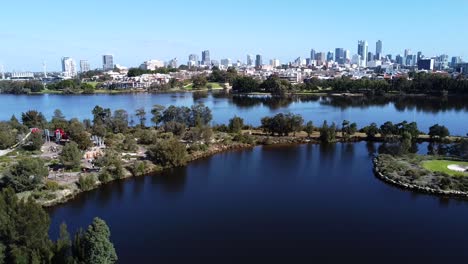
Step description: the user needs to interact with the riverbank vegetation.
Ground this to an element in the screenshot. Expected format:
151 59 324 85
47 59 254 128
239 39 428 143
0 103 465 207
0 187 117 264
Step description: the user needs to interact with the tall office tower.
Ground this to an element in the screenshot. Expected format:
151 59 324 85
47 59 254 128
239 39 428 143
102 55 114 71
396 55 404 65
344 50 351 62
310 49 316 60
80 60 90 73
247 54 253 66
451 56 462 67
417 51 423 62
404 49 411 58
375 40 383 60
255 54 263 69
62 57 77 77
367 52 373 62
316 52 326 65
335 48 344 64
202 50 211 66
270 59 280 68
326 51 334 62
188 54 199 67
357 40 368 67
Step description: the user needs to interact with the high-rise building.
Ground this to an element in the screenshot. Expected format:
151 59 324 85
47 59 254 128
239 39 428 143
357 40 368 67
102 55 114 71
335 48 344 64
404 49 412 58
310 49 316 60
188 54 199 67
451 56 462 67
316 52 326 65
255 54 263 69
326 51 334 62
396 55 404 65
417 51 423 62
220 58 232 68
376 40 383 59
80 60 90 73
202 50 211 66
367 52 373 62
344 50 351 63
247 55 253 66
167 58 178 68
270 59 280 68
61 57 77 78
418 58 435 71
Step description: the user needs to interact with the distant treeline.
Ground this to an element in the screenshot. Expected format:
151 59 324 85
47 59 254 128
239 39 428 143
0 80 44 94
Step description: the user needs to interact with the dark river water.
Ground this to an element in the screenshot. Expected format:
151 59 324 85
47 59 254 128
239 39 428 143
48 142 468 263
0 93 467 135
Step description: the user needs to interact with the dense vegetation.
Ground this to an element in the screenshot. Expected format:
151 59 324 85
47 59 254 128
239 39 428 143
229 72 468 96
0 188 117 264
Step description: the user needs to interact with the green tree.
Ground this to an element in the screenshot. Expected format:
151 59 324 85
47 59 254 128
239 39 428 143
191 75 208 89
0 188 53 263
79 218 117 264
60 141 82 169
0 122 16 149
363 123 379 139
27 131 44 151
146 138 188 167
150 105 165 126
428 124 450 141
52 223 73 264
304 121 314 137
1 158 48 192
319 121 337 143
228 116 244 134
50 109 68 130
111 110 128 133
135 108 146 128
68 119 92 150
21 110 47 128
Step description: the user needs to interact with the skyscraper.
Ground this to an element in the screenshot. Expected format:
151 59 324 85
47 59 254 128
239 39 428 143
188 54 199 67
202 50 211 66
344 50 351 63
335 48 344 64
367 52 373 62
80 60 90 73
102 55 114 71
247 54 253 66
375 40 383 60
357 40 368 67
310 49 316 60
255 54 263 69
62 57 77 78
326 51 334 62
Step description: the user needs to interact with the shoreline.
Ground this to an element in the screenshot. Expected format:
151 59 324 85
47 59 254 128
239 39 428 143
373 157 468 199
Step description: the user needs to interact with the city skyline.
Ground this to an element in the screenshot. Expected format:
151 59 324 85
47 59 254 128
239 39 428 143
0 0 467 71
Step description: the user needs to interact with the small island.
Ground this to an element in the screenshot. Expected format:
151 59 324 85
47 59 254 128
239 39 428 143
374 151 468 197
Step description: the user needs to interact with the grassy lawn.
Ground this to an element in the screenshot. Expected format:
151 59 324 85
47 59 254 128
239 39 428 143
422 160 468 177
185 82 223 90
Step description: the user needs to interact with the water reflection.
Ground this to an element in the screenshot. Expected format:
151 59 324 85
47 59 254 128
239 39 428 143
150 166 188 195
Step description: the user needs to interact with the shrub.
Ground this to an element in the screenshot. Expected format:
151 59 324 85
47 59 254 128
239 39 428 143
78 174 97 191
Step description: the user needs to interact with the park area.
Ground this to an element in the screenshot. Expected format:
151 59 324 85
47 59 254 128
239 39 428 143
422 160 468 177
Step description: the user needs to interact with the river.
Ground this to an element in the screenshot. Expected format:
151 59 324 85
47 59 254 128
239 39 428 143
0 93 467 135
48 142 468 263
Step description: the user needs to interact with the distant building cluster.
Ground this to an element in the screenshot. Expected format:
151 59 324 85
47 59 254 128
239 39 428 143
1 39 466 87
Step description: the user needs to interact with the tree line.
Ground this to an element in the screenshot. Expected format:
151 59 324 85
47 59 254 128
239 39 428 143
0 188 117 264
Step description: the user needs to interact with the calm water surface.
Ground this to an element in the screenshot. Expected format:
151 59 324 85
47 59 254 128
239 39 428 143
48 143 468 263
0 93 467 135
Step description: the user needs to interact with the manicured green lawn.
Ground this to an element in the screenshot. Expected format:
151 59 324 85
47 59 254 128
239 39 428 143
185 82 223 90
422 160 468 177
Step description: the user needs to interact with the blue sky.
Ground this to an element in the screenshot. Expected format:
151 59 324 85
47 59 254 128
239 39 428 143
0 0 467 71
